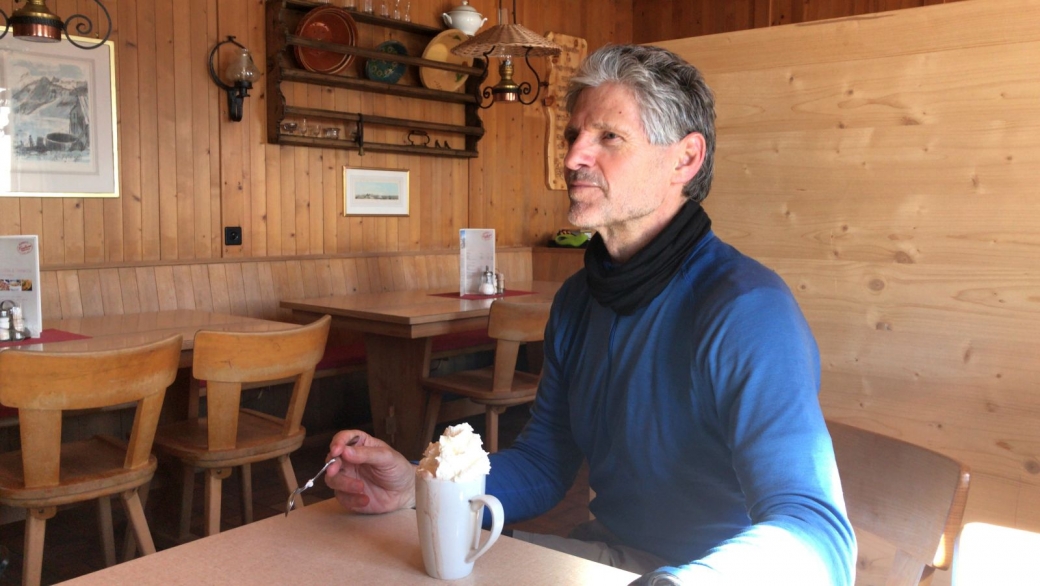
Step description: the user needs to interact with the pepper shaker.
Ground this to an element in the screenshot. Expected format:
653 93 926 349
495 271 504 294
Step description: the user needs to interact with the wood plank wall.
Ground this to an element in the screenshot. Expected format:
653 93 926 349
658 1 1040 582
0 0 631 267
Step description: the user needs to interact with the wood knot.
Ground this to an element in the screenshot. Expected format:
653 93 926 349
868 279 885 291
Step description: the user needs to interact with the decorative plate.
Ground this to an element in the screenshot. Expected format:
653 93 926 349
294 6 358 75
419 29 473 92
365 40 408 84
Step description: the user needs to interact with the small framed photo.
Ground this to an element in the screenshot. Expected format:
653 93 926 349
343 167 409 216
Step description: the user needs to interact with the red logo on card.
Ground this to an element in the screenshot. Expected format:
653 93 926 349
17 240 33 254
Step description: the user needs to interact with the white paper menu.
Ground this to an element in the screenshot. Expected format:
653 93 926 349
0 235 42 337
459 229 495 295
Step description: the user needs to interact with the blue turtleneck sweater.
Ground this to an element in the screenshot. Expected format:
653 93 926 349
485 231 856 585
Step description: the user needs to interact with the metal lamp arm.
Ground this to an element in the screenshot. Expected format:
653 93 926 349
64 0 112 49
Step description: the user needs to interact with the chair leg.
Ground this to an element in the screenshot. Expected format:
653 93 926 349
23 506 55 586
177 464 196 542
122 482 150 561
97 496 116 567
204 468 232 537
485 406 507 453
122 488 157 556
239 463 253 525
420 391 443 450
277 455 299 505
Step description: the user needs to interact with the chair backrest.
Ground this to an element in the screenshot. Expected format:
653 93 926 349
0 335 182 488
487 300 551 392
192 315 331 451
827 420 971 585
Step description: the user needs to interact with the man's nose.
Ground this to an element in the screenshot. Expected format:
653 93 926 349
564 137 593 170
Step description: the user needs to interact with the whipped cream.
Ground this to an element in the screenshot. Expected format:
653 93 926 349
417 423 491 482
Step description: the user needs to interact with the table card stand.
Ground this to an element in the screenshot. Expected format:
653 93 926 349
0 235 42 338
459 229 495 295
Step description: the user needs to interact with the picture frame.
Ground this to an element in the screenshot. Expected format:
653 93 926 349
0 34 119 198
343 167 409 216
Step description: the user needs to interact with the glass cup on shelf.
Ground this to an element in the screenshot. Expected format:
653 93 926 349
403 2 411 22
344 0 356 8
392 0 401 19
362 0 373 13
379 0 389 17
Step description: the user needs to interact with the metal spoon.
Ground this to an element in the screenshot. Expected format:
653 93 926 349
285 436 361 516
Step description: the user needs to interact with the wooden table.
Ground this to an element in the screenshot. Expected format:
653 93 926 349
5 310 297 423
56 498 638 585
33 310 297 368
281 281 561 459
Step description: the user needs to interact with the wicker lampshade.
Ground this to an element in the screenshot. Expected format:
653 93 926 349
452 22 561 58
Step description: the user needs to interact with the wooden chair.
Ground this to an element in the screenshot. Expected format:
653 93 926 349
0 335 182 586
152 315 330 539
827 420 971 586
421 300 551 453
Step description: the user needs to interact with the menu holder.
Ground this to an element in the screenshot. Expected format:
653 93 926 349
0 235 42 338
459 229 495 295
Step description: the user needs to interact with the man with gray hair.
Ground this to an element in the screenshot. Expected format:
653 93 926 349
325 44 856 585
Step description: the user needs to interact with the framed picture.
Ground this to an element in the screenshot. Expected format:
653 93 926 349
0 35 119 198
343 167 409 216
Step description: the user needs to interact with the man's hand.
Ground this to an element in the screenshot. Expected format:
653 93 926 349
324 430 417 514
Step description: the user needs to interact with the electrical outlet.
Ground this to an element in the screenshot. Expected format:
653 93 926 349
224 226 243 246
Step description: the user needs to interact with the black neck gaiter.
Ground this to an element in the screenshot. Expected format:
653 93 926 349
584 201 712 315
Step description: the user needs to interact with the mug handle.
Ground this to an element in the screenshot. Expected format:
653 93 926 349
466 494 504 564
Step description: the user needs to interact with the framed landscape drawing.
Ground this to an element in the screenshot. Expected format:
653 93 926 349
343 167 409 216
0 34 119 198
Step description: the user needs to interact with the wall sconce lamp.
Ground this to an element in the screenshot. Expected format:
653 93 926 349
451 0 561 108
208 35 260 122
0 0 112 49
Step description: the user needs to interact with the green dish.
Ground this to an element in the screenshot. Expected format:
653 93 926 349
365 40 408 84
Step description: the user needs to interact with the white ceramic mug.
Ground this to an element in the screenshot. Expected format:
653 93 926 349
415 474 504 580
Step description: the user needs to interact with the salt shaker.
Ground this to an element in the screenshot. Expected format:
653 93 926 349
478 266 497 296
0 310 9 341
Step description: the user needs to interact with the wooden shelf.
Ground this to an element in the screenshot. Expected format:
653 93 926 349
266 0 485 158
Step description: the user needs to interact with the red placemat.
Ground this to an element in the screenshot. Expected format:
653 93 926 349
0 328 92 349
430 290 535 300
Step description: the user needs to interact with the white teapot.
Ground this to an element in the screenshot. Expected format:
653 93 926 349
442 0 486 36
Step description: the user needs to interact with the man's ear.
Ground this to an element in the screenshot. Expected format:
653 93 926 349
672 132 706 186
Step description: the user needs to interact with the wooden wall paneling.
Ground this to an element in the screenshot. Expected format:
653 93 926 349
238 261 264 317
247 0 268 259
55 270 83 318
172 0 197 260
215 0 247 259
152 265 179 311
76 269 104 318
284 259 306 300
225 262 250 315
135 0 161 261
657 0 1040 556
207 263 231 314
134 266 161 313
0 200 17 235
292 85 311 255
39 270 61 319
189 263 213 310
307 83 325 255
61 197 85 264
321 86 338 254
154 0 179 259
279 142 296 253
253 261 276 318
190 0 217 259
98 267 124 315
103 0 125 262
265 145 283 256
117 267 142 314
171 265 196 310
